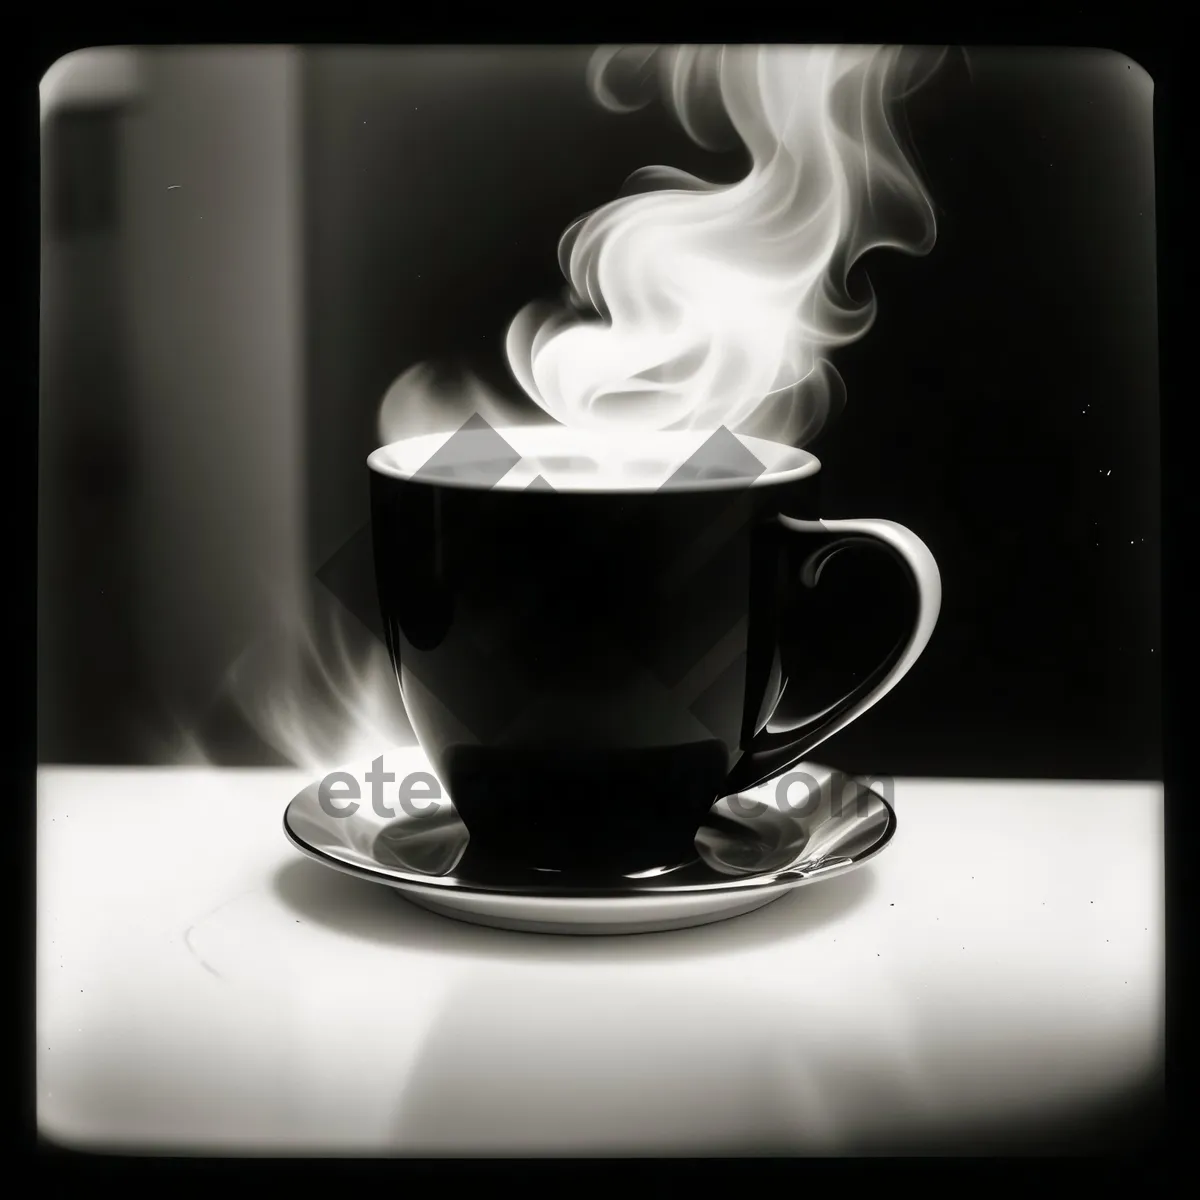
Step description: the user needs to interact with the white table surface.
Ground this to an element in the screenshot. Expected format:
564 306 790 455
37 757 1163 1155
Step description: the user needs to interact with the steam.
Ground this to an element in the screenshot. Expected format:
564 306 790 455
176 588 413 775
505 44 937 444
382 44 939 448
378 362 540 444
216 596 410 774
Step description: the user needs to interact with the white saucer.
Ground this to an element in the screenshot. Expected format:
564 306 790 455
283 750 896 935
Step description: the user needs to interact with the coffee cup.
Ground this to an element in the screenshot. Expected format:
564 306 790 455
368 419 939 875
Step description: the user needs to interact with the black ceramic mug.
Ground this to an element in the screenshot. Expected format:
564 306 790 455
368 420 940 875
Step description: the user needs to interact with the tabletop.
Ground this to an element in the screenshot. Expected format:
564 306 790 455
37 758 1163 1155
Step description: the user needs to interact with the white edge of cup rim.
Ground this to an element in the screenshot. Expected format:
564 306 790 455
366 429 822 493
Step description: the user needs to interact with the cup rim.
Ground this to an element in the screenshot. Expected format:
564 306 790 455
367 425 821 494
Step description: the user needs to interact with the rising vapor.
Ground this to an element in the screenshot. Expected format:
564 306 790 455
503 44 939 445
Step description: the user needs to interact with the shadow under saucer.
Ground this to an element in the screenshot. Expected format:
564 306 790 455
270 852 878 961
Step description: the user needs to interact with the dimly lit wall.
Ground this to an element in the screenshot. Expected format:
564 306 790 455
39 46 1161 775
39 47 305 762
40 52 143 763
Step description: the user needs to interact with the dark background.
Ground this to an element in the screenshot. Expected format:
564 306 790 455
39 46 1161 778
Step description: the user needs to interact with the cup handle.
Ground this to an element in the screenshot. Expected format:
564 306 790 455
723 516 942 795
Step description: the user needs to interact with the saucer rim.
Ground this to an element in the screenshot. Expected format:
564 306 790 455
282 773 897 903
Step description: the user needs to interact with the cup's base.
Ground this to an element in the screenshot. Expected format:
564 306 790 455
451 806 713 880
441 744 727 877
